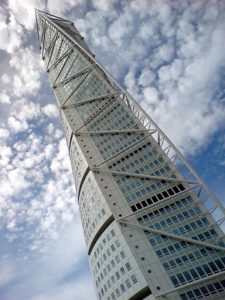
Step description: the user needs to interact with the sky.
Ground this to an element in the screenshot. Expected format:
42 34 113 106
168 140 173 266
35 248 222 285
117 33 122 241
0 0 225 299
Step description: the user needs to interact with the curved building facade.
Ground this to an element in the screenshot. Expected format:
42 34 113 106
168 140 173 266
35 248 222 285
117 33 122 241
36 10 225 300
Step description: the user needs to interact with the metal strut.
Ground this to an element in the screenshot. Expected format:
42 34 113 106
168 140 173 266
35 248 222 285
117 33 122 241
60 68 93 107
93 168 197 184
118 220 225 253
75 128 155 136
53 64 95 88
43 31 58 59
47 45 73 72
63 92 119 109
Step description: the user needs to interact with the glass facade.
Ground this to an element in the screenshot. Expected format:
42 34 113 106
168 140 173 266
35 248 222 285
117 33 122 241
36 10 225 300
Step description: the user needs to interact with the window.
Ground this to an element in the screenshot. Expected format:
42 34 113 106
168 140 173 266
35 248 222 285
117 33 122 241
120 251 125 259
171 276 179 287
125 262 131 271
131 274 138 284
120 283 126 293
115 271 120 280
120 267 126 275
125 278 131 288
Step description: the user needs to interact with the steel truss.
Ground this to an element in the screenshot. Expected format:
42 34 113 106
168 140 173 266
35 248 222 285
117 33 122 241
35 9 225 228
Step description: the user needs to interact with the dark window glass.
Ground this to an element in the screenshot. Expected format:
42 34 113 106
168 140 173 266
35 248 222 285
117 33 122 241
202 264 212 275
177 273 185 284
169 260 176 268
190 268 199 279
187 291 195 299
209 262 218 272
120 283 125 293
175 258 183 265
215 259 224 270
168 245 175 253
213 281 223 291
171 276 179 287
207 284 216 294
193 289 202 298
180 294 188 300
156 250 162 257
163 262 170 270
181 255 188 262
200 286 209 296
196 266 205 277
183 271 192 282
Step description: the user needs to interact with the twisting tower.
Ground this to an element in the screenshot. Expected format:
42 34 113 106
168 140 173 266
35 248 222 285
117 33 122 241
36 10 225 300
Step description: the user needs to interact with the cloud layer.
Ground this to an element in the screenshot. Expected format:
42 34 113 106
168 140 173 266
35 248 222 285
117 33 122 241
0 1 225 300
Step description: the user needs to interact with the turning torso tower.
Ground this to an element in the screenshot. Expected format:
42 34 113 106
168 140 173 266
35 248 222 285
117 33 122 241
36 10 225 300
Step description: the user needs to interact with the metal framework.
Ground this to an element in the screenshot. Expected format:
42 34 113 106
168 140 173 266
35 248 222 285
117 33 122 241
36 9 225 300
36 8 225 221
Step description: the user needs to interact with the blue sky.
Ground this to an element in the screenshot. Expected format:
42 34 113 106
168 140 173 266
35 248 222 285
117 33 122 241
0 0 225 299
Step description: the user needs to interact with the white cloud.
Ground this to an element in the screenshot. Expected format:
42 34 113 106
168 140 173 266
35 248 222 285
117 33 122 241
9 47 43 97
1 74 11 84
0 128 10 140
81 0 225 154
8 116 28 133
47 0 85 16
143 87 159 105
42 104 59 118
6 98 41 133
0 144 13 168
0 8 24 53
8 0 45 30
0 91 10 104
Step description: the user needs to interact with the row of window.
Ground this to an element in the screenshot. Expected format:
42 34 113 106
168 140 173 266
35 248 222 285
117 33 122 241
97 133 144 160
162 250 225 270
75 69 112 105
70 143 85 189
138 197 198 225
43 27 57 57
64 71 89 96
63 51 88 83
95 133 145 161
79 176 109 245
95 248 126 276
50 36 70 71
180 279 225 299
191 229 217 242
76 95 111 123
91 229 116 263
149 217 209 237
88 101 134 132
109 147 167 180
155 239 216 259
170 258 225 287
108 142 156 169
99 274 138 300
96 261 132 289
131 183 185 212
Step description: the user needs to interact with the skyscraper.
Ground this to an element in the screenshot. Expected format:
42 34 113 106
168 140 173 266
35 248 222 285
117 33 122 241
35 9 225 300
